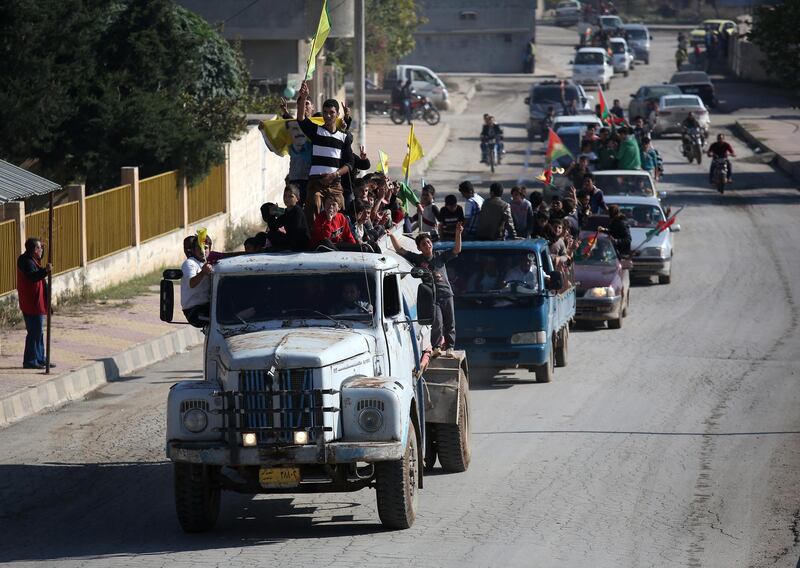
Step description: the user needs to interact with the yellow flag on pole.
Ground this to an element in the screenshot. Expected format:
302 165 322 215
377 150 390 173
259 116 344 156
305 0 332 80
402 125 424 182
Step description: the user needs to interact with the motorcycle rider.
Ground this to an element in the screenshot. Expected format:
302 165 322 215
681 112 702 155
707 133 736 184
480 114 504 164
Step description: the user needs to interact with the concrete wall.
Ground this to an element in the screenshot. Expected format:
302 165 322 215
401 0 537 73
726 34 774 84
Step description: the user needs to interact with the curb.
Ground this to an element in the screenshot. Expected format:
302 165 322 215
0 326 203 429
415 123 451 178
732 120 800 185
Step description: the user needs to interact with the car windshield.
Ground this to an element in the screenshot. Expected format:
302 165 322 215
610 204 665 228
532 85 579 104
626 28 647 39
611 42 626 53
575 237 617 265
663 96 702 107
601 16 621 27
575 52 604 65
594 175 654 196
445 250 541 303
642 85 681 99
216 273 376 325
703 22 719 31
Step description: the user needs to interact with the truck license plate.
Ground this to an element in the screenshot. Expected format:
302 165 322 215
259 467 301 488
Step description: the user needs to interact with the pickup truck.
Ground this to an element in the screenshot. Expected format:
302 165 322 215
345 64 450 112
159 234 471 532
435 239 576 383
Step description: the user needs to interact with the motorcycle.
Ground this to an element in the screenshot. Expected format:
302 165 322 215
483 136 502 173
711 156 729 194
390 95 440 126
681 127 704 164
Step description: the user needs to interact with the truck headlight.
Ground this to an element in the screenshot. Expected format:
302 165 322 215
586 286 614 298
183 408 208 433
358 408 384 432
510 331 547 344
642 246 669 258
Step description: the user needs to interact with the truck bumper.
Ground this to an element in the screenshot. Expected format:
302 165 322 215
632 258 670 277
575 296 622 320
458 342 548 368
167 440 404 466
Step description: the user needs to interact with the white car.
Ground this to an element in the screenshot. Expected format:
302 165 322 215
552 114 603 132
593 170 660 198
571 47 614 90
555 0 581 26
609 38 635 76
604 195 679 284
654 94 710 137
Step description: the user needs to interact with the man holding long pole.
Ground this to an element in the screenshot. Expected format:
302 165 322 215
16 237 52 371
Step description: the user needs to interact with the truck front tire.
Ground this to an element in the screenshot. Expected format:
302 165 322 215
534 342 554 383
435 379 471 473
376 420 419 529
555 326 568 368
174 463 221 533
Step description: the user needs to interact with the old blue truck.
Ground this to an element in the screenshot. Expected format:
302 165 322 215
436 239 576 382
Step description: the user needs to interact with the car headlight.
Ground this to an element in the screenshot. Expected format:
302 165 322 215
642 246 669 258
183 408 208 433
358 408 384 432
510 331 547 344
585 286 614 298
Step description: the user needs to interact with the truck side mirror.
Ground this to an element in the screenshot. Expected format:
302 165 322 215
524 96 530 104
416 283 436 326
160 279 175 322
410 266 427 279
547 270 564 290
163 268 183 280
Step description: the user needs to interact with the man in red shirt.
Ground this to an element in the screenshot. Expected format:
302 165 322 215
707 133 736 184
311 196 376 252
16 238 52 370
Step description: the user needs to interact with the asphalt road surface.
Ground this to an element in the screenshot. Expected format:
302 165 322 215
1 26 798 568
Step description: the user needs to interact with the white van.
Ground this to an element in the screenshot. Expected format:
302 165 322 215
571 47 614 90
388 65 450 109
609 38 635 76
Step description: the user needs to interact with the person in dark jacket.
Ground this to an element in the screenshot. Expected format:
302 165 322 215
17 238 52 369
604 204 631 256
476 182 518 240
261 185 310 251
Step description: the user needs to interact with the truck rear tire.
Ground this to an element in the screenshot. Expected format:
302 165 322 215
435 383 471 473
608 315 622 329
534 343 554 383
555 327 568 368
376 420 419 529
174 463 221 533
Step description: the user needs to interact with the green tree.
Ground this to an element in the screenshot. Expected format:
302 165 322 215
748 3 800 94
0 0 249 189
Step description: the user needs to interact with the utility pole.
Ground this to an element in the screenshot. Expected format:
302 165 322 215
354 0 366 149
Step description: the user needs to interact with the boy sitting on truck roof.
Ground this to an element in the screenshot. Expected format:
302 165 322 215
389 223 463 356
180 235 213 328
311 195 377 253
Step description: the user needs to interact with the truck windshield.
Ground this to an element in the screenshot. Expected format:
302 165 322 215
216 273 376 326
532 85 579 105
445 250 541 300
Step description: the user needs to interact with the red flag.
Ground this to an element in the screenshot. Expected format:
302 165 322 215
545 128 573 164
580 230 599 256
598 87 609 122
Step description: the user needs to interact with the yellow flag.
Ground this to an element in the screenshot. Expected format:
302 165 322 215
377 149 389 173
259 116 344 156
305 0 332 80
402 125 424 180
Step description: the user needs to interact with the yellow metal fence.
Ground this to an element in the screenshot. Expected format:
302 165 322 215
188 164 225 223
140 171 182 241
0 219 18 296
25 202 81 276
85 184 132 261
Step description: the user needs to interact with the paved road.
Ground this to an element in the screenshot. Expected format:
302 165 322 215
1 27 799 568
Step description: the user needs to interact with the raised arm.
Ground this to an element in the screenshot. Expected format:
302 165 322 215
389 226 405 255
296 81 309 122
453 222 463 255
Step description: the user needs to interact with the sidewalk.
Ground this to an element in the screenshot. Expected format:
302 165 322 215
0 81 478 429
734 116 800 185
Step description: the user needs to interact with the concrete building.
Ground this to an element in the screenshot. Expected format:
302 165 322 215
401 0 537 73
176 0 353 86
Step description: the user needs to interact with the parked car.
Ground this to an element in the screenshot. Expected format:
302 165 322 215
654 94 709 137
593 170 659 198
690 19 736 45
571 47 614 90
628 84 682 120
609 37 635 76
622 23 652 64
574 233 631 329
555 0 582 26
553 114 603 132
525 80 593 141
604 195 679 284
669 70 716 107
346 65 450 111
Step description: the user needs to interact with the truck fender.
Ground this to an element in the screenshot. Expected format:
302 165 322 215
340 376 415 444
166 381 223 447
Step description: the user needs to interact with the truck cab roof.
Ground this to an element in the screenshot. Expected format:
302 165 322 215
435 238 550 253
214 251 403 276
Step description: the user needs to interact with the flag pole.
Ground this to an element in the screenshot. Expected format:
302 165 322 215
45 192 53 374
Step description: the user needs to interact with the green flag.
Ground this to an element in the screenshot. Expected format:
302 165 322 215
305 0 331 80
396 182 420 215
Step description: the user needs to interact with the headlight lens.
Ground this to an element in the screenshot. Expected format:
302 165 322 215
183 408 208 433
510 331 547 344
358 408 384 432
585 286 614 298
642 246 669 258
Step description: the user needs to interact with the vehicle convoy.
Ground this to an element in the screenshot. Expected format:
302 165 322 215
525 80 593 141
346 64 450 112
604 196 680 284
159 238 472 532
571 47 614 90
435 240 576 383
622 23 652 64
609 37 635 76
574 233 631 329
